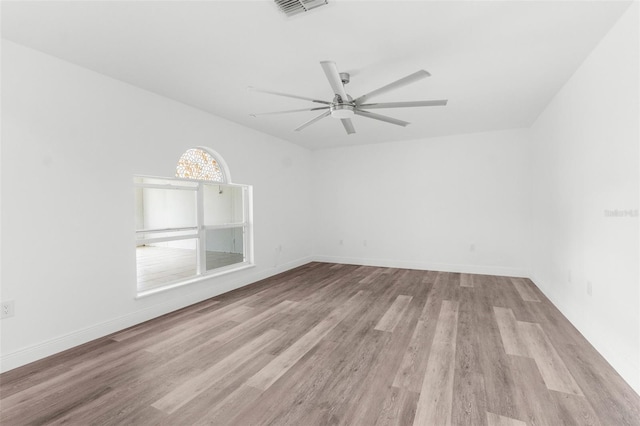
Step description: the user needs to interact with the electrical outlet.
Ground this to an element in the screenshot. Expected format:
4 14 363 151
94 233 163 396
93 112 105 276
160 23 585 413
587 281 592 296
470 243 476 252
339 239 344 246
363 240 368 247
1 300 15 319
568 270 572 283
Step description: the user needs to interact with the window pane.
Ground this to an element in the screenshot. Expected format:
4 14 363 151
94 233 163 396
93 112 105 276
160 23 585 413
175 148 225 182
205 227 244 271
136 238 198 291
135 187 197 231
203 185 244 225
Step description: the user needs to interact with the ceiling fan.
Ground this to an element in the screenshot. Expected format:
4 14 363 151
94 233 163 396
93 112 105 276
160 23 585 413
249 61 448 135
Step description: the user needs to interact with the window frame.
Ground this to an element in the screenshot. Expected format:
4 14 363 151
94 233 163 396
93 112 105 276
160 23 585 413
134 174 254 298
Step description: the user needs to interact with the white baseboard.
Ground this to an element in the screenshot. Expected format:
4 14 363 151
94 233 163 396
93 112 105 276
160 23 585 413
312 255 530 278
0 256 314 373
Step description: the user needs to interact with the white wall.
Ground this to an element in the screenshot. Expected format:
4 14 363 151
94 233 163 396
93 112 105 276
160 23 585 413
141 187 197 231
0 40 313 371
530 4 639 392
140 185 197 250
312 128 531 277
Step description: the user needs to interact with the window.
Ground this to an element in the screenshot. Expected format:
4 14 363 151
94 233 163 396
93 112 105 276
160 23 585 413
134 148 253 296
176 148 226 182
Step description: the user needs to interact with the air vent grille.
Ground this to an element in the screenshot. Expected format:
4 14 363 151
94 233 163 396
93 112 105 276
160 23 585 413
274 0 328 17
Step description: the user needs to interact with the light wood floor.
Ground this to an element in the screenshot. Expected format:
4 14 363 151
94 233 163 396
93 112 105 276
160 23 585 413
136 246 244 291
1 263 639 425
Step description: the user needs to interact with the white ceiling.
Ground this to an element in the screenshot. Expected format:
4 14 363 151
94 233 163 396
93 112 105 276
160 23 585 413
1 0 632 150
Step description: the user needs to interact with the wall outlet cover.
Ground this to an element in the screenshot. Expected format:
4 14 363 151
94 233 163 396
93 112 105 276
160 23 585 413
1 300 15 319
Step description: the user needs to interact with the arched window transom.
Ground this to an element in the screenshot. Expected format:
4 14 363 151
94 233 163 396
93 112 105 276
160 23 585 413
176 148 226 182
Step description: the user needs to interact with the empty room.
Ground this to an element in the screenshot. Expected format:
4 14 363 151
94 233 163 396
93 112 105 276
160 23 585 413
1 0 639 425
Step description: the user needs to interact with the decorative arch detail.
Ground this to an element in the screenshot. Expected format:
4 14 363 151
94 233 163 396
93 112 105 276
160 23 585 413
175 147 231 182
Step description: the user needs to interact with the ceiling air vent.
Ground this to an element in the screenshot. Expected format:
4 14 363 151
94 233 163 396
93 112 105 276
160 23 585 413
274 0 328 17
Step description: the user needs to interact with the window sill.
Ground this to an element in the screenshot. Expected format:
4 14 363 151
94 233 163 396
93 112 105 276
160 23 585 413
135 262 255 299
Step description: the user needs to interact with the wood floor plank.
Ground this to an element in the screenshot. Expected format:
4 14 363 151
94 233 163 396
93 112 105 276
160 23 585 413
359 266 385 284
508 354 561 426
413 300 460 426
375 294 413 332
211 299 298 345
162 352 275 426
230 340 339 426
511 277 540 302
0 337 112 399
1 348 158 425
305 331 390 426
110 299 220 342
474 274 522 420
393 274 449 392
145 304 253 354
374 386 420 426
0 340 152 414
486 411 527 426
549 340 640 426
342 278 423 425
193 384 263 426
49 321 245 425
27 385 114 425
493 307 530 357
152 328 283 414
246 290 369 391
72 335 271 425
300 271 408 425
551 390 602 426
264 272 366 357
495 275 539 323
2 262 639 426
110 407 168 426
452 287 487 426
460 273 474 287
325 270 402 345
518 321 583 395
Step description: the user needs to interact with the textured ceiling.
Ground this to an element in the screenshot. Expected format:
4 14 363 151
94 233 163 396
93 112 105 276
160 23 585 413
1 0 632 149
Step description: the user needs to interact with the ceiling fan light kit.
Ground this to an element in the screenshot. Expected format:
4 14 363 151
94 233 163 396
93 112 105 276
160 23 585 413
250 61 448 135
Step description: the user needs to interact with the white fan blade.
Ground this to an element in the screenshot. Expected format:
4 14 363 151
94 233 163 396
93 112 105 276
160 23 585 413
251 106 329 117
294 110 331 132
341 119 356 135
320 61 349 101
358 100 447 109
249 87 330 104
354 110 410 127
355 70 431 104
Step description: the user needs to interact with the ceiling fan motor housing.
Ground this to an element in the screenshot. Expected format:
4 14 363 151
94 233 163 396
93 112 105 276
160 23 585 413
330 103 355 119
